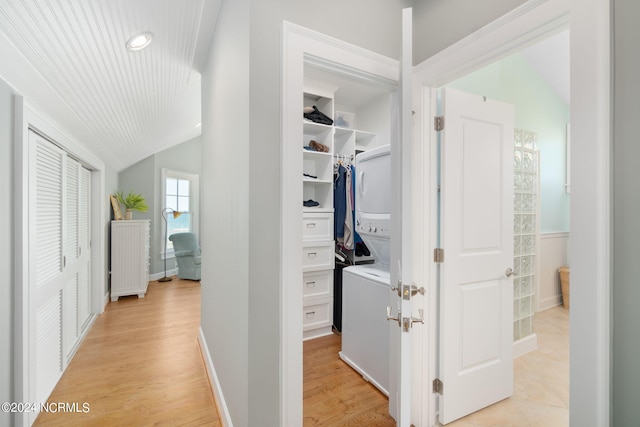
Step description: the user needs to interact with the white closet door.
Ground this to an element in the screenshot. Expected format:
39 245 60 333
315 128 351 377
65 158 79 264
63 157 80 357
77 166 92 332
30 130 65 407
29 132 93 418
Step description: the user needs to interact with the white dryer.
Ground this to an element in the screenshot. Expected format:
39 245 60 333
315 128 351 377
339 144 391 396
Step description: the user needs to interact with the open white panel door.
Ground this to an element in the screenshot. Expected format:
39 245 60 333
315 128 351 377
388 8 416 426
438 87 514 424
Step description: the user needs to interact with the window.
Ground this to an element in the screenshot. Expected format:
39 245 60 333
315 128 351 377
161 169 199 258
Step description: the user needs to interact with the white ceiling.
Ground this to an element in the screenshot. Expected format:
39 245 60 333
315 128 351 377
0 3 568 171
521 29 570 105
0 0 221 171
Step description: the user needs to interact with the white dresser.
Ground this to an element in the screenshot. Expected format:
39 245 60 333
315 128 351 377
110 220 150 301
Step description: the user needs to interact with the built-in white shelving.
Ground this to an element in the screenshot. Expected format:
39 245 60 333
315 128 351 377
301 77 385 340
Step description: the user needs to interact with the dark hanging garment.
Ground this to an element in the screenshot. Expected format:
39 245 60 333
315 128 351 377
334 164 347 239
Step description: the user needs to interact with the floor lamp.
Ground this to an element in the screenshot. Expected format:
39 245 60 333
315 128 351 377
160 207 182 282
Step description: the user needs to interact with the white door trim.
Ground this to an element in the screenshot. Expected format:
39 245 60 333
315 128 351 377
281 22 398 426
412 0 610 424
413 0 570 87
14 97 107 426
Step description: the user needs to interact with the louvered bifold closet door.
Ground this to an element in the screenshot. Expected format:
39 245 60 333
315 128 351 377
30 130 65 407
63 158 80 357
77 166 92 332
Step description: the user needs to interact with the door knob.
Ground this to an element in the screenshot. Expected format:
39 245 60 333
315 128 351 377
505 268 516 278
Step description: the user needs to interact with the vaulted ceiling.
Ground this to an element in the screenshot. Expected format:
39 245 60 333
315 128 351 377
0 2 568 172
0 0 221 171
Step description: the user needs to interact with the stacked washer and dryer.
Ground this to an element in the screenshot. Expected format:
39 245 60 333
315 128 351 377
339 144 392 396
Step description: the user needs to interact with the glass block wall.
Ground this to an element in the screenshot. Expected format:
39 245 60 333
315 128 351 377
513 129 539 341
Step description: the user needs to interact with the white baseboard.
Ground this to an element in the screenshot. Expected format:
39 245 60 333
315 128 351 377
198 327 233 427
538 295 563 311
102 291 110 310
514 333 538 358
149 268 178 281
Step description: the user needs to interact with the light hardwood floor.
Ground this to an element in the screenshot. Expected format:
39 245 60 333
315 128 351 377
304 333 395 426
35 279 568 426
35 279 221 426
304 306 569 427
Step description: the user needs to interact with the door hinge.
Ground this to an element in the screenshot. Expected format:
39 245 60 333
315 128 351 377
433 378 443 394
434 248 444 263
434 116 444 131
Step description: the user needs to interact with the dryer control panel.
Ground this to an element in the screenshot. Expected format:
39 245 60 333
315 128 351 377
356 218 391 239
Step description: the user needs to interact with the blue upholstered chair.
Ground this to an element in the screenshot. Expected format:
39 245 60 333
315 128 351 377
169 232 201 280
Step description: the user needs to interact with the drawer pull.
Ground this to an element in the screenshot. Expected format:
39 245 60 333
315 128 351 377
307 252 317 258
305 311 316 317
306 222 317 228
305 281 316 287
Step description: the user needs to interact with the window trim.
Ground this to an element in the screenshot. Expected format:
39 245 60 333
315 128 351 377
160 168 199 259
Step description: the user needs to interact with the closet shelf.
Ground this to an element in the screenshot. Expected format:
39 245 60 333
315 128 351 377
303 121 333 135
303 207 334 213
302 149 332 157
303 178 332 184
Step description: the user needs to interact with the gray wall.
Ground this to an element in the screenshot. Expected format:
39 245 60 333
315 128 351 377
117 136 202 276
118 155 156 266
0 77 15 427
412 0 528 64
612 0 640 424
201 0 250 424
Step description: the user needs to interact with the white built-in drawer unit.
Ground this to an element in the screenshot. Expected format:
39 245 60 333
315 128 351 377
302 241 335 272
302 212 333 241
303 297 333 335
303 270 333 300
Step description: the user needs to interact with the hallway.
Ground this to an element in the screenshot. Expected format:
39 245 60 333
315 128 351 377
35 277 568 426
34 279 221 426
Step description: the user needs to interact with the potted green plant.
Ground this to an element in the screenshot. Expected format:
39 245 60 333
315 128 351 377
115 191 148 220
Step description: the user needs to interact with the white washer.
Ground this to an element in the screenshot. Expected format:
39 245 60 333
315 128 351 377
339 144 391 396
340 264 390 396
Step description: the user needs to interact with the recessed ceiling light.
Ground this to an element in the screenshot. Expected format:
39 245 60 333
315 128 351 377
126 32 153 51
195 123 202 128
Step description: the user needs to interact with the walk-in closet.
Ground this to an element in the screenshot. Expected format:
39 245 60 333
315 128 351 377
300 63 395 341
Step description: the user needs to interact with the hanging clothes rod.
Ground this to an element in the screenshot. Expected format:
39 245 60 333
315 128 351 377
333 153 354 162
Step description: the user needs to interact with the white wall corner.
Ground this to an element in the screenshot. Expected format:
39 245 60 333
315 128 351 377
102 292 110 311
198 327 233 427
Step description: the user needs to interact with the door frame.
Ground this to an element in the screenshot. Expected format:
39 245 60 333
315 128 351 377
14 98 107 426
281 22 399 425
412 0 610 425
